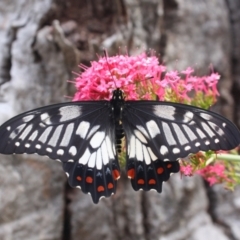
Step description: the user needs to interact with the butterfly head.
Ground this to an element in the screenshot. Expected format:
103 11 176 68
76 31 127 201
112 88 124 101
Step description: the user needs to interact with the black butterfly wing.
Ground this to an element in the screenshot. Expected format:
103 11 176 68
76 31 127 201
0 102 120 203
122 101 240 192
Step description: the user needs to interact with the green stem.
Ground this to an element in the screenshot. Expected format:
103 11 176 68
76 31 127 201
227 172 240 177
214 153 240 162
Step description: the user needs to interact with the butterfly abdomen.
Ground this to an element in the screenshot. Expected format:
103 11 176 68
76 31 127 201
110 88 126 154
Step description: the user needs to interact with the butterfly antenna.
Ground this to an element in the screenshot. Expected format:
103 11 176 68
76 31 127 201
103 50 117 89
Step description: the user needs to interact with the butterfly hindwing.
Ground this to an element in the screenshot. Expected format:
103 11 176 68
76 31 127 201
127 158 180 192
123 101 240 191
0 102 120 203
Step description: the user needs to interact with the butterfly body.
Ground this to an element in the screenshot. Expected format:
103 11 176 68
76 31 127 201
109 89 125 154
0 89 240 203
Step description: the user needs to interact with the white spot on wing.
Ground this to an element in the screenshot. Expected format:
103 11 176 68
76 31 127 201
6 126 11 131
57 149 64 155
183 125 197 141
19 125 33 140
143 145 151 165
15 142 20 146
160 145 168 155
129 136 136 159
9 124 26 139
153 105 176 120
205 140 210 145
184 145 191 151
136 125 149 138
39 127 53 143
22 115 34 122
69 146 77 156
76 121 90 138
172 123 189 145
59 106 82 122
183 111 194 122
208 122 225 136
113 143 116 155
195 142 200 147
46 147 52 153
146 120 160 138
134 129 147 144
48 125 63 147
96 148 102 170
88 152 96 168
196 128 206 139
25 143 30 148
36 144 41 149
189 121 196 126
29 130 38 141
79 148 90 164
200 122 215 138
214 138 219 143
105 136 115 159
136 139 143 161
222 122 226 128
147 147 158 161
40 113 51 124
60 123 74 147
200 113 212 120
90 131 105 148
87 125 100 139
172 148 180 154
162 122 176 145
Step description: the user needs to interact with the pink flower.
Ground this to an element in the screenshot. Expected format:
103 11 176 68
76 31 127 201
180 165 193 176
196 163 229 186
206 176 218 186
182 67 194 76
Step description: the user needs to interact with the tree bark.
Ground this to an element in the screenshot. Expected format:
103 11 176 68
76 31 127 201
0 0 239 240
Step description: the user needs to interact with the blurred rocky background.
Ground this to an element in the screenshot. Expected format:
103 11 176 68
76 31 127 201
0 0 240 239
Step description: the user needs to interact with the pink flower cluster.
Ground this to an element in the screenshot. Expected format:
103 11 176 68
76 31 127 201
197 163 232 186
73 54 164 101
73 54 219 106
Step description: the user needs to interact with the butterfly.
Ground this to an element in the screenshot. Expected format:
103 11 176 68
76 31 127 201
0 88 239 203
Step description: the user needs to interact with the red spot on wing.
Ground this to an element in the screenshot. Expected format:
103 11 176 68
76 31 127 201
167 164 172 168
76 176 82 181
97 186 105 192
148 179 156 185
108 183 114 189
127 169 135 179
137 179 145 185
86 176 93 183
112 169 120 180
157 167 164 174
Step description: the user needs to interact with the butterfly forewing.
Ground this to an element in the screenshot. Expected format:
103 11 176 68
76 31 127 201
0 102 120 203
122 101 240 191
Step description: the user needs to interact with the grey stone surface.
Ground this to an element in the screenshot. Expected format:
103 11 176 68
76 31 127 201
0 156 64 240
0 0 70 239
